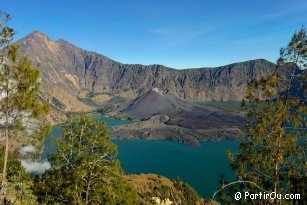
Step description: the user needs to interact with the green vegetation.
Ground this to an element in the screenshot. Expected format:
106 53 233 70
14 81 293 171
96 104 116 115
173 177 200 205
1 8 305 205
78 91 126 109
85 91 99 98
0 11 49 203
0 148 37 205
125 174 202 205
33 114 138 204
78 92 125 114
94 96 126 115
78 97 98 107
51 97 66 110
107 96 126 104
215 28 306 204
194 101 242 114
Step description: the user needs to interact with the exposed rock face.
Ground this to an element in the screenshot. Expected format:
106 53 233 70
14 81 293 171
17 31 276 101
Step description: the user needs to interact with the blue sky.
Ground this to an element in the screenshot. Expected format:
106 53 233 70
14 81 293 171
2 0 307 68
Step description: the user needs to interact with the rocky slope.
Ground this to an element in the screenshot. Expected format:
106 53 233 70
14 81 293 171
16 31 276 102
112 88 245 146
111 114 241 146
123 88 192 120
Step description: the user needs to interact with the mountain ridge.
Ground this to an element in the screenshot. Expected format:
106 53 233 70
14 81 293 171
16 30 276 101
19 30 271 70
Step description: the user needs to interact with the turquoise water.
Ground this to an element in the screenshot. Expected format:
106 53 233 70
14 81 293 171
42 114 239 198
41 114 132 159
115 139 238 198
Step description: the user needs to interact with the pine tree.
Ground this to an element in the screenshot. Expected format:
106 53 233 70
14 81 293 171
214 28 306 204
0 11 49 203
34 114 138 205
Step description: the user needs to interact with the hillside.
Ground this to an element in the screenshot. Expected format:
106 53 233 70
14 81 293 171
124 174 203 205
14 31 259 144
16 31 276 103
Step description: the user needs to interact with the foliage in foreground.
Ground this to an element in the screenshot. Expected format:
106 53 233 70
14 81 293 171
33 114 138 205
0 11 50 203
125 174 202 205
215 28 306 204
173 178 200 205
0 148 37 205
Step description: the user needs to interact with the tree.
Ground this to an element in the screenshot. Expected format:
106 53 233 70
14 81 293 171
0 148 37 205
214 28 306 204
34 114 138 205
172 178 200 205
0 11 49 203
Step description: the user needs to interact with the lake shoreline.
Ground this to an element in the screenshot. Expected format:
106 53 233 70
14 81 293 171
42 114 239 198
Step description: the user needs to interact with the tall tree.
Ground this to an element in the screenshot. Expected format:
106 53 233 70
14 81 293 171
214 28 306 204
34 114 138 205
0 11 49 203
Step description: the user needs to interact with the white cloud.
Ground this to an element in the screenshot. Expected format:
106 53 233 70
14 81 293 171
19 145 38 156
20 160 51 175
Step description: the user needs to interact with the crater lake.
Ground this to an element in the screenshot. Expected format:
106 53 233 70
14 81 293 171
42 114 239 198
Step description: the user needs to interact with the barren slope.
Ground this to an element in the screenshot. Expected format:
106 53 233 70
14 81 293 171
16 31 276 102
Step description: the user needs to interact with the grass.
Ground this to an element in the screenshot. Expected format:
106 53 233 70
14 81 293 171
124 174 203 205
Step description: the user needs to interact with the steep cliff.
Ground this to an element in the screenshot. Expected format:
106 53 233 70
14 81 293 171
17 31 276 101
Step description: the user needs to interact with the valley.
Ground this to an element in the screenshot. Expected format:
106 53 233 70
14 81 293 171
14 31 278 146
1 1 305 204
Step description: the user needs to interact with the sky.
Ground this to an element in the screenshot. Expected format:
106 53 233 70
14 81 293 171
1 0 307 69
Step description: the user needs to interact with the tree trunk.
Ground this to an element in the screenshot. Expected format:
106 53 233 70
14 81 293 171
0 84 9 204
274 160 280 205
85 172 92 205
0 109 9 204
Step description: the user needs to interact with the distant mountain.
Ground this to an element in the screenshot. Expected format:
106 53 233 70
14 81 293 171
123 88 192 120
112 88 245 145
16 31 276 101
122 87 245 129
